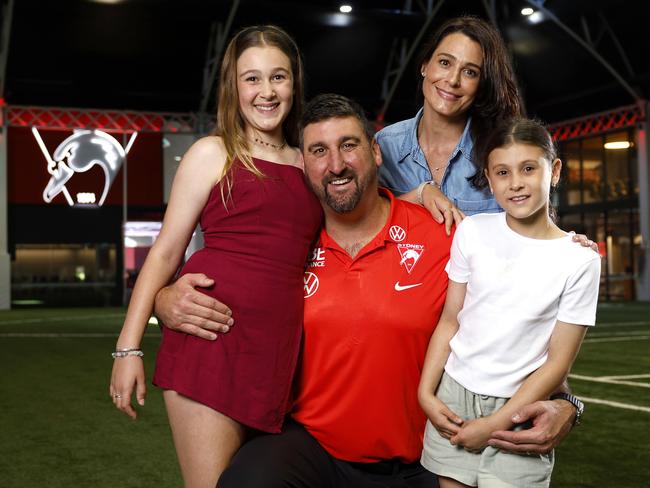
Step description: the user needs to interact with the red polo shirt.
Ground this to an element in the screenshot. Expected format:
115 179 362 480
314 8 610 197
291 189 453 463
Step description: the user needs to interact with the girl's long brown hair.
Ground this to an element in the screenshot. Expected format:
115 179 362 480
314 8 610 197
215 25 304 201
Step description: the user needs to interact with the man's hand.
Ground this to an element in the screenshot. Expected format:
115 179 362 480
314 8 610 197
153 273 234 340
421 184 464 236
488 399 575 454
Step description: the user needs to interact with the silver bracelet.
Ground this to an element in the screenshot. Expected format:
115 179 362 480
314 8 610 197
111 349 144 359
416 180 435 205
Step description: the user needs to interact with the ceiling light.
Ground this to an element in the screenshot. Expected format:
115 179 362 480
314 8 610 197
521 7 534 16
340 5 352 13
604 141 631 150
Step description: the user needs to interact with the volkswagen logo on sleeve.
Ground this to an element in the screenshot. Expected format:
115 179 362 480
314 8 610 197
33 128 137 206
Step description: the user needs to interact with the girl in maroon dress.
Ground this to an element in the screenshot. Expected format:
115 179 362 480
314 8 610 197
109 25 321 487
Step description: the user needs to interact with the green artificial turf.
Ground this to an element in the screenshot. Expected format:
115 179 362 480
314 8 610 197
0 305 648 487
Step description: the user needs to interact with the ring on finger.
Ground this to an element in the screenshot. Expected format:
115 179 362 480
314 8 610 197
113 394 122 399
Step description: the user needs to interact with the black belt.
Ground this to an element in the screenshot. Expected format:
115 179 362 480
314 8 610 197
347 459 419 476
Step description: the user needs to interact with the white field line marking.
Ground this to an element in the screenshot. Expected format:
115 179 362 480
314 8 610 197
579 396 650 413
589 330 650 337
599 374 650 380
596 321 650 327
583 335 650 343
0 314 124 326
569 373 650 388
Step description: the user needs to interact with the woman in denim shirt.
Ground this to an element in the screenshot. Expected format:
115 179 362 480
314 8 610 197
377 16 597 459
376 16 522 229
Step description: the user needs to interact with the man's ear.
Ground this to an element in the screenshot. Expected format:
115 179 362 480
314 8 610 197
371 138 383 168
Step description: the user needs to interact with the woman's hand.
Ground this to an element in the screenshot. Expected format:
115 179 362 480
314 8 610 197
571 232 599 252
421 183 465 235
110 356 146 419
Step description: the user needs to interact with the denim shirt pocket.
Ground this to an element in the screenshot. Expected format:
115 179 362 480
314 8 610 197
453 196 502 216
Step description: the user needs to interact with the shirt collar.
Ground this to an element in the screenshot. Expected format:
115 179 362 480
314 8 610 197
318 188 400 252
397 108 424 163
397 110 474 164
455 116 474 162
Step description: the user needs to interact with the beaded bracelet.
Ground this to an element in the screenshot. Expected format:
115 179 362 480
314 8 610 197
111 348 144 359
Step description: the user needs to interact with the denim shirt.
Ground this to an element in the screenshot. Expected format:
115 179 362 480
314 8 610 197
376 108 502 216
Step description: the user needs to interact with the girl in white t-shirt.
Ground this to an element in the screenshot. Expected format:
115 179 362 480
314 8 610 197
418 118 600 488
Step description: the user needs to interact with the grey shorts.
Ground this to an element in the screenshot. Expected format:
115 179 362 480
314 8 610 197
421 372 554 488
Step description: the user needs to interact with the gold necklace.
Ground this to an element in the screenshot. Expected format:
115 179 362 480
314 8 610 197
253 137 287 151
430 162 448 188
431 163 448 172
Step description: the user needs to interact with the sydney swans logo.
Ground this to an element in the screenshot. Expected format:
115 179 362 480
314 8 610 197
32 128 137 206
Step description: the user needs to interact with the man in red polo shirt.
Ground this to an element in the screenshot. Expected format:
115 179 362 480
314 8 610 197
153 95 578 487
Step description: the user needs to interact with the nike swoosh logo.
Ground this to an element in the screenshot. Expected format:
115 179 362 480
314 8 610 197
394 282 423 291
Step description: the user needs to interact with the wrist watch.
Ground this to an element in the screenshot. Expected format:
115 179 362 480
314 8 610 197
550 393 584 426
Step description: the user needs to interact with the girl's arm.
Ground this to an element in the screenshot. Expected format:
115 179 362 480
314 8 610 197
398 183 464 236
418 279 467 438
451 320 588 450
109 136 227 419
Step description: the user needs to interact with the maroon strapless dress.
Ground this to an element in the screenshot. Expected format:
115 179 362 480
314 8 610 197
153 158 322 433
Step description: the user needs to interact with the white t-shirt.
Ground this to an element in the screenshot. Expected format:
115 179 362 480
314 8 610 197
445 212 601 398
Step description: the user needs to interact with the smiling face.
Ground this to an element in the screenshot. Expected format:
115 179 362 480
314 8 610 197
302 116 381 214
236 45 294 136
421 32 483 121
485 143 561 224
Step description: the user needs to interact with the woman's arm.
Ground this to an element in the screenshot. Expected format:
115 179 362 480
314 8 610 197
451 320 588 450
110 136 227 419
398 183 464 235
418 280 467 438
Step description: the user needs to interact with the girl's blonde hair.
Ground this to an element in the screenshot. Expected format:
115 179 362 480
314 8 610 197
214 25 304 202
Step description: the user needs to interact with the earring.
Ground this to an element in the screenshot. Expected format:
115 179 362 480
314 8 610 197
421 70 426 77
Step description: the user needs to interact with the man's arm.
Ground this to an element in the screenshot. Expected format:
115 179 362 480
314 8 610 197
153 273 234 340
488 380 577 454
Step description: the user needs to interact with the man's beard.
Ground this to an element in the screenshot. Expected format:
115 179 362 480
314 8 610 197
309 167 377 214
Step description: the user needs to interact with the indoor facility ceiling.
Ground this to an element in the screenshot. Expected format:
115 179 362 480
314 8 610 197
3 0 649 125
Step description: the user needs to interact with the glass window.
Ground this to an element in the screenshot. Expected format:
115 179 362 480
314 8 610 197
606 210 635 300
631 128 639 196
561 140 581 206
581 137 604 204
582 212 606 300
11 243 117 306
604 131 630 201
